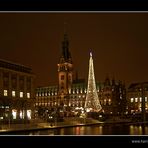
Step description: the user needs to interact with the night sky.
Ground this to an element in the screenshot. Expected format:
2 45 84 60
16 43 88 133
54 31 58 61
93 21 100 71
0 12 148 88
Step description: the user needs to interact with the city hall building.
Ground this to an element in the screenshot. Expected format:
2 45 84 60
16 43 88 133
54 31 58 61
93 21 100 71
0 59 35 123
35 33 126 118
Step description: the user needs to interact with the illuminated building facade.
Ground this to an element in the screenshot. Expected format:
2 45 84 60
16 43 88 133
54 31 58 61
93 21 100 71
35 77 126 116
0 59 35 123
35 33 126 117
127 82 148 115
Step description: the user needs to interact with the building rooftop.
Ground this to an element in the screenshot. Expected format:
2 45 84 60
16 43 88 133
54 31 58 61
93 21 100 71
128 82 148 91
0 59 32 74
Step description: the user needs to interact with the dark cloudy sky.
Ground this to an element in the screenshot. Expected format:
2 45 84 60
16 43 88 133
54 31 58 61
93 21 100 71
0 12 148 87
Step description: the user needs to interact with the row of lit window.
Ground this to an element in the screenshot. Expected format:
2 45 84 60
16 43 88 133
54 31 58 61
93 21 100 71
36 88 119 96
36 100 111 107
37 85 124 93
11 109 31 120
70 89 106 94
36 102 83 107
0 106 9 109
70 89 87 94
131 108 148 113
37 98 110 104
36 92 57 97
36 102 58 106
99 99 112 105
71 104 83 107
36 93 87 99
70 88 117 94
130 97 147 103
37 98 84 104
36 89 101 96
4 90 30 98
36 90 108 97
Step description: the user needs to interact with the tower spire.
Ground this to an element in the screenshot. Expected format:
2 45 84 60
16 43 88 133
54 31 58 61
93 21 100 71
84 50 102 112
64 21 67 35
63 21 68 44
60 22 72 64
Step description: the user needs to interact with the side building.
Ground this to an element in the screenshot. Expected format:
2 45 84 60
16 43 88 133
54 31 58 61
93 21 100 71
127 82 148 117
0 59 35 123
99 77 126 116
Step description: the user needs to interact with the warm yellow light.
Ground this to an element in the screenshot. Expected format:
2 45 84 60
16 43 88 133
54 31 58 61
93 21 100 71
12 91 16 97
27 92 30 98
27 110 31 119
130 98 134 103
135 98 138 102
4 90 8 96
12 109 17 119
20 92 23 98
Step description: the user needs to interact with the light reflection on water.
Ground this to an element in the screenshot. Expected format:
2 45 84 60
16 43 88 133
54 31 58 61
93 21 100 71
27 126 103 135
5 124 148 135
130 125 148 135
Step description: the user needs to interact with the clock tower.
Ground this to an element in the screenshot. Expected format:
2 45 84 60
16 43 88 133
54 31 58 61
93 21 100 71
57 32 73 111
